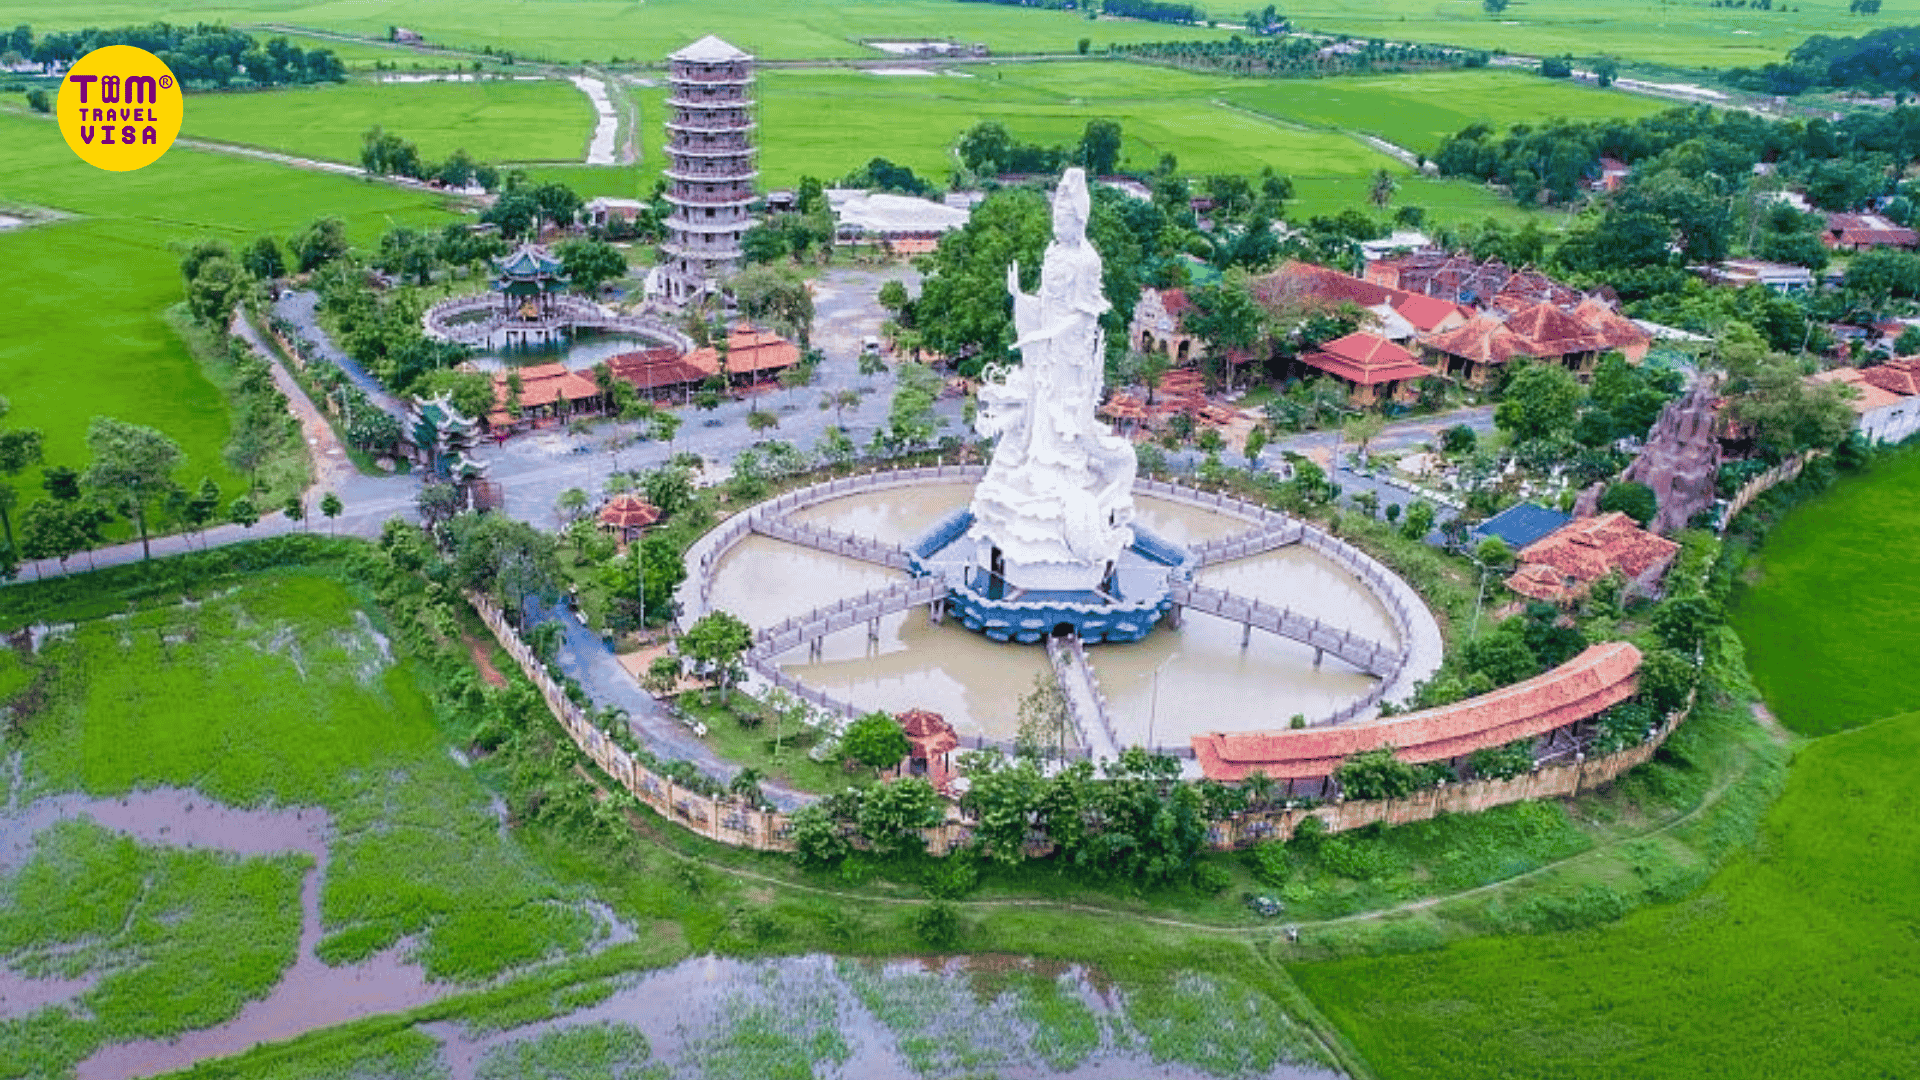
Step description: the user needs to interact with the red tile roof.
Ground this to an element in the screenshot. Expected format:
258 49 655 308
685 326 801 378
1825 213 1919 249
1502 301 1604 355
1812 367 1909 413
1506 512 1680 602
494 363 603 410
607 347 708 390
1417 313 1532 365
1161 287 1195 319
1863 357 1920 397
1573 297 1654 352
1302 332 1435 386
1254 261 1467 333
1191 642 1643 780
597 494 661 530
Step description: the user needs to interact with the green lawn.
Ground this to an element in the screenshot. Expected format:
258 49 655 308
1292 707 1920 1080
184 78 598 164
1731 446 1920 736
1223 69 1669 158
0 0 1234 63
0 108 454 510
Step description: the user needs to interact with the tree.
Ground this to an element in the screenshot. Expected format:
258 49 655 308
320 490 343 531
1244 425 1267 469
1368 168 1398 210
913 188 1052 372
1495 362 1584 443
843 710 911 774
746 410 779 434
19 499 91 571
242 236 286 281
886 362 943 451
283 495 305 529
682 610 753 705
82 417 182 560
648 410 681 449
1400 499 1437 541
1015 671 1071 761
556 238 627 295
877 279 910 316
1474 535 1514 569
448 512 562 619
1184 274 1265 390
1598 481 1658 526
556 487 590 525
0 397 45 551
417 482 464 531
857 776 941 856
186 257 246 329
731 265 816 352
289 217 348 273
1341 412 1386 460
958 753 1045 864
228 496 260 529
643 654 682 698
1077 118 1124 176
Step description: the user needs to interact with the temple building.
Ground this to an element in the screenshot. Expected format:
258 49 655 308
660 35 758 304
490 244 571 348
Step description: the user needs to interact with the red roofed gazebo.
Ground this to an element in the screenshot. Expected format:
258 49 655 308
896 708 959 791
597 494 662 542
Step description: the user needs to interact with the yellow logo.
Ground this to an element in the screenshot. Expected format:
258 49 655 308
56 45 183 172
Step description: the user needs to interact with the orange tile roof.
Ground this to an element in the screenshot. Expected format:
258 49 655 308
1573 296 1653 352
597 494 661 530
1254 261 1467 333
1506 512 1680 602
1191 642 1643 780
684 326 801 378
607 347 708 390
1502 301 1604 355
1812 368 1908 414
1863 357 1920 397
1302 332 1435 386
494 363 603 410
1418 313 1532 365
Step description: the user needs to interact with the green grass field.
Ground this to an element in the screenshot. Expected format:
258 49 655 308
1293 707 1920 1080
0 108 455 508
1731 447 1920 736
1223 69 1669 157
184 78 597 164
0 0 1234 64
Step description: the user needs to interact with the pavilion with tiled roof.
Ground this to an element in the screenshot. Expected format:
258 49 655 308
597 494 662 541
896 708 960 791
1295 331 1437 407
607 347 710 400
1505 512 1681 605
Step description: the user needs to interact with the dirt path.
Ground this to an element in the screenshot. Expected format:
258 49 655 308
464 632 509 688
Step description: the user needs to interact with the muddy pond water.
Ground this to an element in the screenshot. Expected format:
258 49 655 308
708 484 1399 744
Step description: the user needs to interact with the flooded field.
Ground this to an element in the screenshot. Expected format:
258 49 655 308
426 953 1344 1080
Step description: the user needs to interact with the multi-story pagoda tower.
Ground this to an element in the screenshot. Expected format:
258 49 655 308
661 35 757 305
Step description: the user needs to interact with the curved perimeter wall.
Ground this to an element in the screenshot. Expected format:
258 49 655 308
1191 641 1642 781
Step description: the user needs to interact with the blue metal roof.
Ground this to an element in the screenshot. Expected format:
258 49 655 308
1471 502 1570 551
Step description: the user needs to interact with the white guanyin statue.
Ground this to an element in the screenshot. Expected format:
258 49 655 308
967 168 1138 594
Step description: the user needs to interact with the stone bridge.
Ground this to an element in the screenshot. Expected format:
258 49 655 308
1047 631 1121 762
747 576 949 663
750 515 912 571
1189 516 1305 566
423 292 693 350
1167 581 1404 679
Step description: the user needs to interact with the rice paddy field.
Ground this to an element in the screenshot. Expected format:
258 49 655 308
1730 446 1920 737
0 108 457 502
0 0 1236 64
183 78 599 164
1222 69 1669 158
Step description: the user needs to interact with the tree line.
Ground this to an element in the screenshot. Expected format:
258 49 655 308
3 23 344 87
1727 23 1919 96
1115 34 1484 77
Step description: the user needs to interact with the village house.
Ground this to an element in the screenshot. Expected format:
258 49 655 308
489 363 605 430
1586 156 1633 194
1822 212 1919 252
1505 512 1681 605
584 197 649 229
1693 258 1815 294
1810 358 1920 445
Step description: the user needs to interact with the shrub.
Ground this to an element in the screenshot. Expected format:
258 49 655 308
1191 861 1233 895
911 901 961 949
1334 748 1421 801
